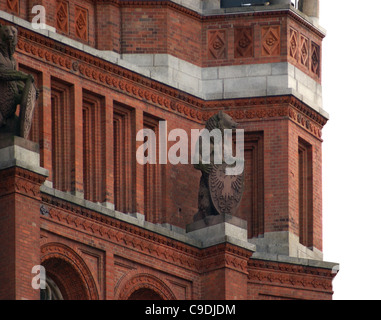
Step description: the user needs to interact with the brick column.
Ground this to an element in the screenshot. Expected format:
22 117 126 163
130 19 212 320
39 72 52 186
187 215 255 300
95 2 121 52
72 83 83 197
103 95 114 207
0 136 48 300
200 244 252 300
105 251 115 300
135 109 144 214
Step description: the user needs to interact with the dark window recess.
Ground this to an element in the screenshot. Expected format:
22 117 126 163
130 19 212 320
221 0 270 8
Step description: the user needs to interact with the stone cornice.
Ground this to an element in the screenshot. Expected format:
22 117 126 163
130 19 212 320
248 259 336 293
40 195 201 271
40 195 256 275
0 167 46 199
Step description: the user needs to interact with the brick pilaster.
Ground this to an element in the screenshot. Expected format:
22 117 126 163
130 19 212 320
0 136 48 300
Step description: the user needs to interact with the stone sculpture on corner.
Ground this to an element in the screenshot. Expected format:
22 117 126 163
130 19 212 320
193 111 245 223
0 24 38 139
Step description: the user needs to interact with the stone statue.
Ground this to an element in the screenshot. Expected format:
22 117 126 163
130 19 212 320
193 111 245 222
0 24 38 139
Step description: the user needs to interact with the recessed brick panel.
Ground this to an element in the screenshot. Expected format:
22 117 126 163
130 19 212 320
234 27 254 59
261 26 281 57
208 30 227 60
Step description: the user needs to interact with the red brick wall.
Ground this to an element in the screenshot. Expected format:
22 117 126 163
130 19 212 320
0 167 46 300
121 7 167 55
12 33 326 237
289 121 323 251
248 259 334 300
38 200 334 300
0 0 332 300
2 0 323 80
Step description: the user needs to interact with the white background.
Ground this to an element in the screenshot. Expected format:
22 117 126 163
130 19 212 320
320 0 381 300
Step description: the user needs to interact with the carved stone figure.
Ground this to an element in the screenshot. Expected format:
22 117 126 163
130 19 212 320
0 24 38 138
193 111 245 222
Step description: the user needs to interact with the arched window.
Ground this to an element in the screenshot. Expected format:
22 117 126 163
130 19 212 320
40 276 64 300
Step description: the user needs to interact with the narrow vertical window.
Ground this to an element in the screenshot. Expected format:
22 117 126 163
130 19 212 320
298 138 313 248
113 103 135 213
236 132 264 239
51 80 73 192
143 114 165 223
82 92 105 203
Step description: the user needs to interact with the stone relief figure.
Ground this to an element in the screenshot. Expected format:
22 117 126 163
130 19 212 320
193 111 245 222
0 24 38 138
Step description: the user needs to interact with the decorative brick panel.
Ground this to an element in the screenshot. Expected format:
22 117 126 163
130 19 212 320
56 0 69 33
311 41 320 77
300 34 309 68
234 27 253 58
75 5 88 42
289 28 298 61
261 26 280 56
7 0 19 14
208 30 227 60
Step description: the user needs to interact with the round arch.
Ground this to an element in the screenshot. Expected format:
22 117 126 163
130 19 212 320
117 273 176 300
41 243 99 300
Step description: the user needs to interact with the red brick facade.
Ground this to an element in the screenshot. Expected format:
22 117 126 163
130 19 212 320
0 0 337 300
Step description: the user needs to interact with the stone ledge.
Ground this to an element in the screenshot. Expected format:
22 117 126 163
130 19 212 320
186 213 247 232
0 135 48 176
249 230 324 261
40 185 257 251
186 214 256 251
252 251 340 271
40 184 203 248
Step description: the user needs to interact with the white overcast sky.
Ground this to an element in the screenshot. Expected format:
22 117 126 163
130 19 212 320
320 0 381 300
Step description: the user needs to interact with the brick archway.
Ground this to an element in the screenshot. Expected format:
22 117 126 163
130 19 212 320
41 243 99 300
117 273 176 300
